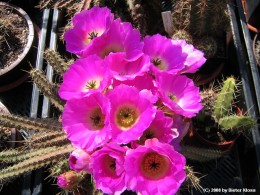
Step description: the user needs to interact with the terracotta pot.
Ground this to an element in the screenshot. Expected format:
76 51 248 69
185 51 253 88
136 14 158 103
0 2 35 92
181 123 240 152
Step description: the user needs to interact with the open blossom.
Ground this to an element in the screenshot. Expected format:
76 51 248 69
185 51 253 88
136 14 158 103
108 84 157 144
106 53 151 81
134 110 177 146
69 149 92 173
62 93 111 151
91 142 127 195
171 39 206 74
155 72 203 118
58 55 111 100
124 138 186 195
82 19 143 61
64 6 114 55
143 34 186 74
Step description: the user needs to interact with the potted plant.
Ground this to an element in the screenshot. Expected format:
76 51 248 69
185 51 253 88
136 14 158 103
0 2 35 92
181 76 257 161
171 0 231 85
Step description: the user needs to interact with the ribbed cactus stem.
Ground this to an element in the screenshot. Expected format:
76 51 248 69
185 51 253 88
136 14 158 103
0 113 62 132
214 77 236 120
28 131 65 146
0 144 74 183
44 49 71 76
181 145 225 162
32 134 69 149
0 146 65 163
49 158 69 177
219 115 256 131
30 69 64 111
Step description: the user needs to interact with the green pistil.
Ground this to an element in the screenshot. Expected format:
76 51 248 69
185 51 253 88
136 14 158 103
168 93 177 101
85 80 97 90
152 58 165 70
88 32 98 40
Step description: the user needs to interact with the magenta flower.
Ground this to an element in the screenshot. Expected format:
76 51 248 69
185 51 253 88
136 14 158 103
134 110 177 146
82 19 143 61
69 149 93 173
124 138 186 195
62 93 111 151
59 55 111 100
64 6 114 55
113 73 157 94
91 142 127 194
156 72 203 118
108 84 157 144
143 34 186 74
106 53 151 81
172 39 206 74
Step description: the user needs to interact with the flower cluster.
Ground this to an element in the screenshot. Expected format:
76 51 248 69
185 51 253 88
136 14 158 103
58 6 206 195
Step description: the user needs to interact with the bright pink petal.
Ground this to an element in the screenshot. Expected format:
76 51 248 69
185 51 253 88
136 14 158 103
143 34 186 74
64 6 114 55
91 142 127 194
69 149 93 173
59 55 111 100
125 138 186 195
106 53 151 81
83 19 143 61
108 84 157 144
155 72 203 118
62 93 111 151
172 39 206 74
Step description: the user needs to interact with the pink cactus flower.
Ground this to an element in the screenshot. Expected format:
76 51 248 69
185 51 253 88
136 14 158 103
106 53 151 81
108 84 157 144
91 142 127 194
57 171 79 189
62 93 111 151
64 6 114 55
143 34 186 74
82 19 143 61
155 72 203 118
69 149 93 173
172 39 206 74
124 138 186 195
58 55 111 100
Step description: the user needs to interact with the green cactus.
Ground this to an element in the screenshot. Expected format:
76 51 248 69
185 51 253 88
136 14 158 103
181 145 226 162
0 145 73 183
219 115 257 131
213 77 236 120
44 49 72 76
0 113 62 132
30 69 65 111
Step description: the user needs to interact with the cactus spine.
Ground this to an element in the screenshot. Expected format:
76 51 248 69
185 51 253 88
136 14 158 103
214 77 236 120
30 69 65 111
0 113 62 132
0 144 73 183
44 49 71 76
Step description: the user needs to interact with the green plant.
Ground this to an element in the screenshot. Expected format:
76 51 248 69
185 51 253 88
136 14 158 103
171 0 230 58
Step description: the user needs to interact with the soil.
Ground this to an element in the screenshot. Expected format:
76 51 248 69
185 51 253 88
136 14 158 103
0 4 28 69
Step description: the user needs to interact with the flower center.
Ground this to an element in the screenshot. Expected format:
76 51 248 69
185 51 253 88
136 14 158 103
104 155 116 176
168 93 178 101
88 107 105 130
141 152 169 180
116 106 139 130
138 129 156 145
100 45 124 59
83 80 100 92
152 58 166 70
88 31 98 40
